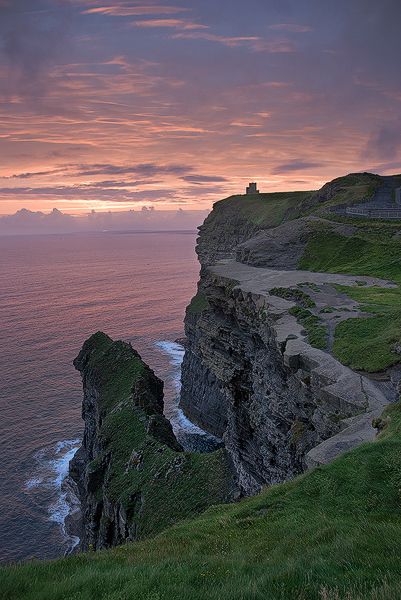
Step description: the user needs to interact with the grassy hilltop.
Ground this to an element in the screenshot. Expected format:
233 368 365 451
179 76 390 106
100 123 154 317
2 172 401 600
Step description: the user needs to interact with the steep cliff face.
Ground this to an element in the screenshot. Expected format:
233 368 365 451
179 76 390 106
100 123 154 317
196 190 313 267
180 177 393 495
69 332 237 551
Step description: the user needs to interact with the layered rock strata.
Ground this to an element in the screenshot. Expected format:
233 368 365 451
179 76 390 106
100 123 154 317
180 185 394 495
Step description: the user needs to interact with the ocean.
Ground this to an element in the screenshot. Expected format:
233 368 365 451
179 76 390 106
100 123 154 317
0 231 202 564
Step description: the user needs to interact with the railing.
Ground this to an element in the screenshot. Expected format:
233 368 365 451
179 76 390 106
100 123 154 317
346 206 401 219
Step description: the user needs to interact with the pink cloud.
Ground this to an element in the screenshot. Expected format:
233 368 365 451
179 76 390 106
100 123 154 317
230 122 261 128
82 4 187 16
171 31 262 48
132 18 208 30
171 31 296 52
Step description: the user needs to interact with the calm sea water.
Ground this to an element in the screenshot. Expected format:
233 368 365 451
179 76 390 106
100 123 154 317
0 231 202 564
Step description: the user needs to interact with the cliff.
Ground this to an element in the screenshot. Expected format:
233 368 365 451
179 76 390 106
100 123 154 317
69 172 401 543
4 172 401 600
69 332 237 551
180 172 401 494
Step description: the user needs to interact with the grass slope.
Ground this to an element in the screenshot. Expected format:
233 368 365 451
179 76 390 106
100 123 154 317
332 285 401 372
3 402 401 600
214 191 312 228
299 229 401 371
312 172 381 213
299 231 401 284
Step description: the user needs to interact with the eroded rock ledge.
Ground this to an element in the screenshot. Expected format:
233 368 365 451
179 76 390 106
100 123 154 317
181 262 391 494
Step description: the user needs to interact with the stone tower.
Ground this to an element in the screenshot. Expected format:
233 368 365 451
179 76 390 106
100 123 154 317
246 182 259 195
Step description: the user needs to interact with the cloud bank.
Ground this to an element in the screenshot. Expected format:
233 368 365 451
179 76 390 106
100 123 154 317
0 207 209 235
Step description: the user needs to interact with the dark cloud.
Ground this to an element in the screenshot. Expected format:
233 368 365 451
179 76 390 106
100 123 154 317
365 120 401 162
272 160 323 174
182 174 228 184
4 163 193 180
0 184 175 202
84 179 162 188
365 160 401 174
7 168 66 179
0 0 75 103
75 163 194 177
178 184 226 196
284 179 312 185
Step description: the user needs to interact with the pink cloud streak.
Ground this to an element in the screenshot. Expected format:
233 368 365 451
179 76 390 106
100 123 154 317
82 4 186 16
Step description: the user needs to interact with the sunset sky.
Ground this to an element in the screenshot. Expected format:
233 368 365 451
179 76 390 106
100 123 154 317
1 0 400 214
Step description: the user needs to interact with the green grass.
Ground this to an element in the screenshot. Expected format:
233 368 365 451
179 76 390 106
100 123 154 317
270 287 316 308
186 292 209 315
332 285 401 372
299 231 401 284
298 229 401 371
313 173 381 213
269 287 327 350
289 306 328 349
214 190 312 229
319 307 336 314
3 401 401 600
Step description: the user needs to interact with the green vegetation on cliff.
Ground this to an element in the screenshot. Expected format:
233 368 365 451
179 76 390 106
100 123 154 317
299 230 401 284
215 190 312 228
210 173 386 234
299 228 401 371
70 333 235 545
332 285 401 372
269 287 316 308
269 288 328 350
288 306 328 350
186 291 209 315
312 172 381 213
3 401 401 600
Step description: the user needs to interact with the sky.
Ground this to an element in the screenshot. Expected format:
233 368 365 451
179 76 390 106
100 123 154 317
0 0 401 218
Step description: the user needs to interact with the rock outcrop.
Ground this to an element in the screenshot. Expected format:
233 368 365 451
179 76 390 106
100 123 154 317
196 190 314 267
180 179 394 495
69 332 237 551
235 217 357 269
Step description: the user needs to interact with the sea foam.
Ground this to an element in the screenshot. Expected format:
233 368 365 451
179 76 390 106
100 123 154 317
155 340 222 449
25 438 81 553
